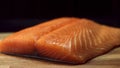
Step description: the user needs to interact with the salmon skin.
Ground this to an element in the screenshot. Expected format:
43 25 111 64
0 17 120 64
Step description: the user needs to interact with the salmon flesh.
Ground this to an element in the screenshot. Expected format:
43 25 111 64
0 17 120 64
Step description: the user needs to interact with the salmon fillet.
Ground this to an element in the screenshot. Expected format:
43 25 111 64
0 17 120 64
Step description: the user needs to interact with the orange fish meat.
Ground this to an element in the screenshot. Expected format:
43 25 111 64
0 17 120 64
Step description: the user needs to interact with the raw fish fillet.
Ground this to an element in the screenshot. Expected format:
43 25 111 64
0 17 120 64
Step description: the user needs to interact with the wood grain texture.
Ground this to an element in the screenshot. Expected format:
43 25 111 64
0 33 120 68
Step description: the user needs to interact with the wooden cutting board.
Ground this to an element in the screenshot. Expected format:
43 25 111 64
0 33 120 68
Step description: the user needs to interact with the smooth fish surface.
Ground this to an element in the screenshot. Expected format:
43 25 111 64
0 17 120 64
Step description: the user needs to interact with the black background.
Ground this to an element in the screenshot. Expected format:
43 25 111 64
0 0 120 32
